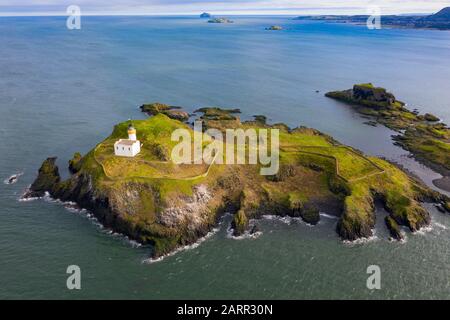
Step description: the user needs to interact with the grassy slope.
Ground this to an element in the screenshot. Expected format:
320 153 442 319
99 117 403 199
53 112 441 256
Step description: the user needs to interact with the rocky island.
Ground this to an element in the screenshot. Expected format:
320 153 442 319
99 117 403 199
295 7 450 30
140 102 190 122
325 83 450 192
266 25 283 31
208 18 234 24
25 106 449 258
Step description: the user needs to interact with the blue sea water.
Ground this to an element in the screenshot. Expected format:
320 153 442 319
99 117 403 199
0 16 450 299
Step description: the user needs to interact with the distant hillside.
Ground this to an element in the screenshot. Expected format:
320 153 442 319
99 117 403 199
424 7 450 21
295 7 450 30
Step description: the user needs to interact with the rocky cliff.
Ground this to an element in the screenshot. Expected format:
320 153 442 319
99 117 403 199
26 110 447 257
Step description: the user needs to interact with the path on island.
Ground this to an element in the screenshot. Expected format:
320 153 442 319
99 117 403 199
93 141 385 184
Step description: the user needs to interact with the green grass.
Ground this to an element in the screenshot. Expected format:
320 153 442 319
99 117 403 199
66 109 437 252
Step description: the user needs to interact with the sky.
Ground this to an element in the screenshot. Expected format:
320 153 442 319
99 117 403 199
0 0 449 16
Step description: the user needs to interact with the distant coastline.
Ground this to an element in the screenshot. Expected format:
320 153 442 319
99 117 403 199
294 7 450 30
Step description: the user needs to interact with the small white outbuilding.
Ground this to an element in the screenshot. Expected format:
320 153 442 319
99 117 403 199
114 124 141 157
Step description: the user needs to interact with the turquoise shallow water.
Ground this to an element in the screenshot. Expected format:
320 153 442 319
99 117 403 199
0 16 450 299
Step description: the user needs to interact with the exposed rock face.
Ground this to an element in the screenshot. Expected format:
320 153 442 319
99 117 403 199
24 158 60 198
423 113 440 122
443 201 450 213
337 200 375 241
352 84 396 106
140 102 189 121
164 109 189 121
68 152 82 174
232 209 248 236
385 216 403 240
300 207 320 225
24 160 220 258
160 185 212 230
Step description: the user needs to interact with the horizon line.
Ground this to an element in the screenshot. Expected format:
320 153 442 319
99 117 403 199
0 11 436 18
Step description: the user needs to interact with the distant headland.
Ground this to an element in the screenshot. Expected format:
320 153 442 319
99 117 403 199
295 7 450 30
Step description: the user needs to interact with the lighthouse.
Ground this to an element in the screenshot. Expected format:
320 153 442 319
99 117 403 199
114 123 141 157
128 124 137 141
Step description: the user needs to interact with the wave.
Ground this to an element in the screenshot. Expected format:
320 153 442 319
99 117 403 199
18 189 48 202
142 213 232 264
413 225 433 236
343 230 379 246
4 172 24 185
262 214 302 225
319 213 339 220
433 222 447 230
226 222 263 240
414 222 448 237
19 190 142 248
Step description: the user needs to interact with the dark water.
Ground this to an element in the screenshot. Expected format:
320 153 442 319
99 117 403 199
0 16 449 299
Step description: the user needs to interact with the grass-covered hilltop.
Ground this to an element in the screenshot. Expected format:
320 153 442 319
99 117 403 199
326 83 450 184
26 105 449 258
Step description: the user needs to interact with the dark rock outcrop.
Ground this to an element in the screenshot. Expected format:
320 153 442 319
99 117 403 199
140 102 189 121
352 84 396 106
24 157 60 198
385 216 403 240
300 207 320 225
266 25 283 30
69 152 82 174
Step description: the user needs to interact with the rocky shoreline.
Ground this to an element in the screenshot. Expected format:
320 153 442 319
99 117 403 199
326 83 450 192
25 107 450 258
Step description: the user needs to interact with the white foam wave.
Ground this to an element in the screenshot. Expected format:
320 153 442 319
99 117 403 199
3 172 23 185
343 230 378 246
433 222 447 230
18 189 49 202
413 225 433 236
319 213 339 220
20 191 142 248
226 223 263 240
262 215 302 225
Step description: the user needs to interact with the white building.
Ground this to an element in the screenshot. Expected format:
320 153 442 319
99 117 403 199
114 124 141 157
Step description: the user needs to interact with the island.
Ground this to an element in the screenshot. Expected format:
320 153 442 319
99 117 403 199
25 106 449 258
266 25 283 31
294 7 450 30
140 102 190 122
325 83 450 192
208 18 234 24
200 12 212 18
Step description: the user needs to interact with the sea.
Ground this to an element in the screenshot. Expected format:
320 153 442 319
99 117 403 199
0 16 449 299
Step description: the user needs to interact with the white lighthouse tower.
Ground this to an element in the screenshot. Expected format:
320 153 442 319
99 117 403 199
114 123 141 157
128 124 137 141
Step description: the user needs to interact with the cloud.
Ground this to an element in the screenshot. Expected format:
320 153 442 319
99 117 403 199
1 0 449 16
